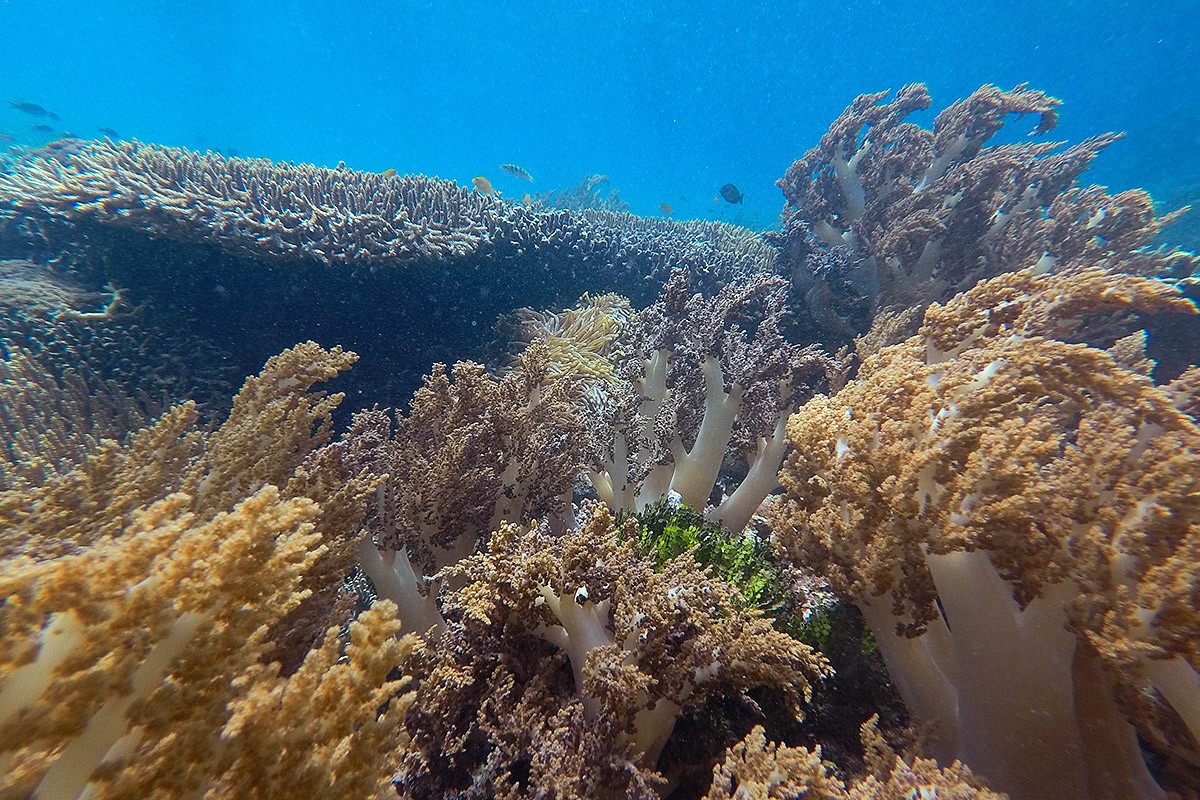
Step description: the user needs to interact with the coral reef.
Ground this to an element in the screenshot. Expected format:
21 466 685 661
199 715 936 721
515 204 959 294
584 270 842 533
0 343 418 798
773 268 1199 799
770 83 1196 348
398 504 829 799
2 80 1199 800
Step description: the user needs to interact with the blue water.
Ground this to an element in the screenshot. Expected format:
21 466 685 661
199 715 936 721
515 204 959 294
1 0 1197 229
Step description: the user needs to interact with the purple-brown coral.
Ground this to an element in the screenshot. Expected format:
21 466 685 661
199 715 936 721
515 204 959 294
772 83 1195 346
342 343 587 636
584 270 841 532
398 503 829 800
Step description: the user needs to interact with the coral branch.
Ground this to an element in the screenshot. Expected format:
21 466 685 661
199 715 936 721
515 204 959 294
773 268 1199 799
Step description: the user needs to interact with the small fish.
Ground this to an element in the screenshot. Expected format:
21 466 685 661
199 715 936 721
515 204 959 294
522 193 533 205
471 175 495 195
32 123 54 133
718 183 743 205
8 100 58 120
98 126 121 138
499 163 534 181
660 202 674 217
381 167 397 178
0 132 14 143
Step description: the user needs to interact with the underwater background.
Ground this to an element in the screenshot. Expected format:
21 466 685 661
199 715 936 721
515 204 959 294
1 0 1197 233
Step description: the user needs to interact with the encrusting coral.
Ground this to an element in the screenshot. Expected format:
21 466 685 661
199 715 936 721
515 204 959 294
0 343 420 799
397 503 830 800
772 267 1200 800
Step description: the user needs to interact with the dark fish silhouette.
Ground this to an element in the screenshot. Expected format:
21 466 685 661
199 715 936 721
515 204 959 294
0 132 14 143
32 123 54 133
718 183 743 204
660 202 674 217
9 101 58 120
98 126 121 138
499 163 534 181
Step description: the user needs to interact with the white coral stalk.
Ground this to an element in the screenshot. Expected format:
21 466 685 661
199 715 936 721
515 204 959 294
668 356 740 507
356 537 444 637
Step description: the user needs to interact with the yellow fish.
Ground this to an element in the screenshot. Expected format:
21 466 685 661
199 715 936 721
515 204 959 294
381 168 397 178
472 175 495 195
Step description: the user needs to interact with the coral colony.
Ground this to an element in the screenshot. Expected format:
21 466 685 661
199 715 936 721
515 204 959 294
0 85 1197 800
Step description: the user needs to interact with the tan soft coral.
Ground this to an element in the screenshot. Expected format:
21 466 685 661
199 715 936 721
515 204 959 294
399 503 829 799
703 718 1005 800
0 343 417 799
773 268 1199 800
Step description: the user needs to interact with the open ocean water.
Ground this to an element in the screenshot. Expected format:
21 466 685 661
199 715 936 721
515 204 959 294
1 0 1196 231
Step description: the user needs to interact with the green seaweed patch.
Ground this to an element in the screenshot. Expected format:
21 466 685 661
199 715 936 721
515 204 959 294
621 498 790 615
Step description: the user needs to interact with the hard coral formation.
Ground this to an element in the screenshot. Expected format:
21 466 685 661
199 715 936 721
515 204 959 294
0 343 418 799
0 140 501 266
0 139 775 292
773 268 1200 800
771 83 1195 347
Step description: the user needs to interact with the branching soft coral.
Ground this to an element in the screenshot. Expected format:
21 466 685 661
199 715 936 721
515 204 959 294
398 503 829 799
703 718 1005 800
585 270 841 532
773 268 1199 800
771 83 1197 347
343 342 587 636
0 343 417 799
